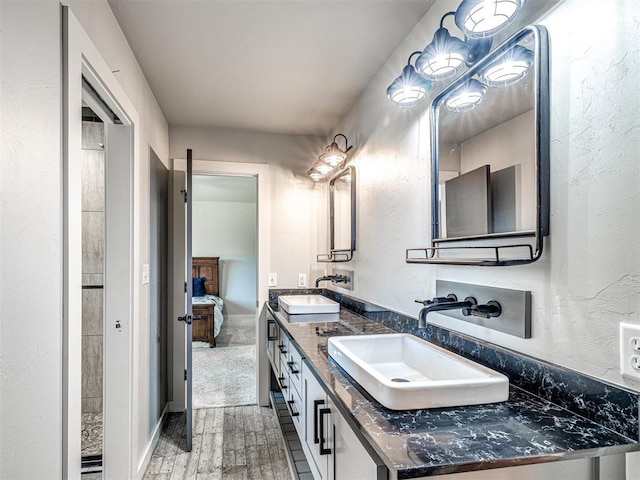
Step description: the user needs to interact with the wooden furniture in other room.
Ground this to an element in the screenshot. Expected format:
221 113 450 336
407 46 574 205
192 257 220 347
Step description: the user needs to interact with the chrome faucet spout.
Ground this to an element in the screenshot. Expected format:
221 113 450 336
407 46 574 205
417 295 476 329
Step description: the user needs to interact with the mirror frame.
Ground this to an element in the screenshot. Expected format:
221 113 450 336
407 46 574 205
408 25 549 266
318 165 356 263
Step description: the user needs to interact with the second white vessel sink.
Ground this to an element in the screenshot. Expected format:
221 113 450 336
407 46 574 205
328 333 508 410
278 295 340 314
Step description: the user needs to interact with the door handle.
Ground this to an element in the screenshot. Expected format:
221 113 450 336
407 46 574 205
319 407 331 455
192 315 202 321
177 314 192 325
313 399 324 444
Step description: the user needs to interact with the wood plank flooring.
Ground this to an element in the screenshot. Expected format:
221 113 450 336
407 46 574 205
143 406 293 480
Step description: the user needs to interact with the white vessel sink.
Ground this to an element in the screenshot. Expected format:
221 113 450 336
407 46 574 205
328 334 508 410
278 295 339 314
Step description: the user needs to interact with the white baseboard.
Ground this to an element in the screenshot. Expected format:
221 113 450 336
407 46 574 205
137 403 169 479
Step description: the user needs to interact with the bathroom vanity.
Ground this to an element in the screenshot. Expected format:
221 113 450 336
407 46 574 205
265 291 639 479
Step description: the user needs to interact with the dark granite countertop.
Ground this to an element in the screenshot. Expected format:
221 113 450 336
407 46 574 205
268 304 639 478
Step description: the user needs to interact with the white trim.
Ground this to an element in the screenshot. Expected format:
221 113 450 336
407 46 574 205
173 159 271 406
63 8 139 479
137 404 169 477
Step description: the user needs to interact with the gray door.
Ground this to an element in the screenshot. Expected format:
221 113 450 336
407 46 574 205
175 149 194 451
185 149 194 451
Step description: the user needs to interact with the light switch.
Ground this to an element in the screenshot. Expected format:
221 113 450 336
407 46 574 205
142 264 150 285
268 272 277 287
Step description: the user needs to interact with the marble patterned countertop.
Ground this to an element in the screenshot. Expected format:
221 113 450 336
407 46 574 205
268 304 639 478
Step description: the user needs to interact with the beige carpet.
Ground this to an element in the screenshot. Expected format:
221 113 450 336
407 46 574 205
193 315 256 409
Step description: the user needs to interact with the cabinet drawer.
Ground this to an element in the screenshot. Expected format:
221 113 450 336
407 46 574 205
277 332 289 365
278 358 289 394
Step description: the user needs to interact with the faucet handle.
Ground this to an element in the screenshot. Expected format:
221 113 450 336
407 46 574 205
463 300 501 318
434 294 458 304
415 294 458 306
414 299 434 306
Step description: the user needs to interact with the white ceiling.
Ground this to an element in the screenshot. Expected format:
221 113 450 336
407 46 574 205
108 0 436 136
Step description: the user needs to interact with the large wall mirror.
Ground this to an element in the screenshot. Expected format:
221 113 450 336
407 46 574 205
407 25 549 266
318 166 356 262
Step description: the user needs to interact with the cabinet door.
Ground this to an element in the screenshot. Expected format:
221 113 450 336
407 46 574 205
304 369 329 480
327 397 379 480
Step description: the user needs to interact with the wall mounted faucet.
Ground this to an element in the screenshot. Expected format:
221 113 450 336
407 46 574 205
315 274 349 288
414 294 502 329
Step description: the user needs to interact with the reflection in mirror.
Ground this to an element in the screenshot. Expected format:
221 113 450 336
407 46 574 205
407 25 549 266
318 166 356 263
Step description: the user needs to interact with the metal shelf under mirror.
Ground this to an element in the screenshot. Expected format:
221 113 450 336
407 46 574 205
318 166 356 263
407 25 550 266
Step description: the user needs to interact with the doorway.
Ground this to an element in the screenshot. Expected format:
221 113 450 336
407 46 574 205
170 159 271 427
64 8 138 478
191 174 258 408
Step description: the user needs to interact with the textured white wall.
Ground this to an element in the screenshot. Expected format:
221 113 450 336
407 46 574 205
193 200 257 314
0 2 63 477
2 0 170 476
331 0 640 390
170 126 329 288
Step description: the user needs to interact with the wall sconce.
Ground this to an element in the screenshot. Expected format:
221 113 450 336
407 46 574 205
387 0 525 108
321 134 352 167
387 51 433 108
415 12 470 82
308 134 353 182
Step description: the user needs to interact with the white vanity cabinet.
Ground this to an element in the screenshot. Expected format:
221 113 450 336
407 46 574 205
303 362 380 480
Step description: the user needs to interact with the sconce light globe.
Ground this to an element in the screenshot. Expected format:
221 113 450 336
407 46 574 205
479 45 534 87
387 63 432 108
455 0 525 39
416 27 470 81
307 166 325 182
444 78 487 113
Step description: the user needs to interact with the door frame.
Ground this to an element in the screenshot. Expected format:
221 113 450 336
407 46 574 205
171 159 271 408
63 7 139 478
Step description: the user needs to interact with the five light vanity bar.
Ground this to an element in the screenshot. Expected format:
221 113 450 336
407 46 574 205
387 0 533 112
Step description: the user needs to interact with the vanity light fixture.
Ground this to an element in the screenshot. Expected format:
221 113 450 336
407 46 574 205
444 78 487 112
321 134 353 167
479 44 534 87
307 134 354 182
416 12 470 82
386 51 433 108
455 0 525 39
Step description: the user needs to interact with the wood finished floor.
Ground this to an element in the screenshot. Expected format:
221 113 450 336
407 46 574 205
143 406 293 480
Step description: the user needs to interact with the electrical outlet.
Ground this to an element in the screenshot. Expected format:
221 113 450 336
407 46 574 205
268 273 277 287
620 323 640 379
298 273 307 287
